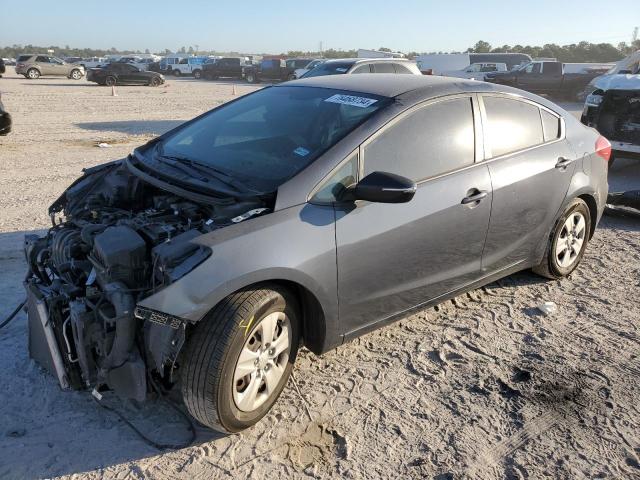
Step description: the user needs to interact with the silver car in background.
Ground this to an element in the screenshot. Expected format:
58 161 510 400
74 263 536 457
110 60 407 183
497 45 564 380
15 54 85 79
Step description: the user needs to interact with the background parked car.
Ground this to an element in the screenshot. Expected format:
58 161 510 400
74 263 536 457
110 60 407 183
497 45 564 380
581 74 640 165
301 58 422 78
484 61 602 100
243 58 297 83
86 62 165 86
293 58 325 79
203 57 249 80
0 92 11 135
161 55 209 78
15 54 85 80
440 62 508 80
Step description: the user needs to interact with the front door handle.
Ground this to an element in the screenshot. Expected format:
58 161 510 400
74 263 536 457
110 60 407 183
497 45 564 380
555 157 574 169
461 190 488 205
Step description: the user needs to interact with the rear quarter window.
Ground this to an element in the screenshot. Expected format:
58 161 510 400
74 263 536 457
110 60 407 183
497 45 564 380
482 96 544 157
17 55 33 62
541 109 561 142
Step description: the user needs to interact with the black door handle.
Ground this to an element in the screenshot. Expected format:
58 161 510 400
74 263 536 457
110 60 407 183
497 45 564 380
461 190 488 205
555 157 573 169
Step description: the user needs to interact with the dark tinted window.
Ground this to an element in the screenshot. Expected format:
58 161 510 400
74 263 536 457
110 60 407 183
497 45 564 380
302 61 355 77
35 56 49 62
123 64 138 72
541 109 561 142
159 87 389 191
351 64 371 74
543 62 562 75
364 98 475 181
17 55 32 62
372 63 395 73
393 63 412 74
524 63 541 74
483 97 544 157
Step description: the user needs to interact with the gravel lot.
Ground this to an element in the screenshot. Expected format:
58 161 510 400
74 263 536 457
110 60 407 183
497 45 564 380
0 69 639 480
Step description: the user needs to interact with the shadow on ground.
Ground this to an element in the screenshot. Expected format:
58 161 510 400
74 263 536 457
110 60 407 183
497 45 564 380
76 120 184 136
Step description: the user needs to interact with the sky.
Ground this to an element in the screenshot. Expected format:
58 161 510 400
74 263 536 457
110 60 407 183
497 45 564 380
0 0 638 54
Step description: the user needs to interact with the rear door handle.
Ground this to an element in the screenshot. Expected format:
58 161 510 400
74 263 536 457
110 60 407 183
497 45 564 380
461 190 488 205
555 157 574 169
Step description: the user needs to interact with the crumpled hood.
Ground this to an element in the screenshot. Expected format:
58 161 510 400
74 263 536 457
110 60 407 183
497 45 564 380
591 74 640 92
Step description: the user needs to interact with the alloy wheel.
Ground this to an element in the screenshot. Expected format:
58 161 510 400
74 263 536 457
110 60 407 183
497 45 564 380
555 212 586 268
232 311 291 412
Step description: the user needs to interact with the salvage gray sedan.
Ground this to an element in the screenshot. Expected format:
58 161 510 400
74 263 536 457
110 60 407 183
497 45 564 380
24 75 610 433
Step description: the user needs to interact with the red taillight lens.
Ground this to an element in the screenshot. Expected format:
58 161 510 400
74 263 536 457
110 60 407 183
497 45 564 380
595 136 612 162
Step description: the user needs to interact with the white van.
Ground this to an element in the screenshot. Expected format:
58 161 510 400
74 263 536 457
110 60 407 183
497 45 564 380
161 56 208 78
441 62 508 80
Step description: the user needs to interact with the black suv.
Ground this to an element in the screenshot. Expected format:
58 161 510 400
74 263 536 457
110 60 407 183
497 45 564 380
243 59 296 83
203 57 247 80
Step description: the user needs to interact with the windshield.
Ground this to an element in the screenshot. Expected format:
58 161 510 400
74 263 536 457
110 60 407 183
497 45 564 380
302 62 355 78
157 86 389 192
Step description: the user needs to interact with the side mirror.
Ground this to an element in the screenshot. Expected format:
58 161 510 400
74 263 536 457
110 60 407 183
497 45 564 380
349 171 416 204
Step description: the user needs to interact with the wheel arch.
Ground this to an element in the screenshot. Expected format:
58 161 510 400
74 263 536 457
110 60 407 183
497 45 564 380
577 192 598 239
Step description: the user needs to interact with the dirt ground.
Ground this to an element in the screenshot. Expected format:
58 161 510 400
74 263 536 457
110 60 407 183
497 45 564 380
0 69 639 480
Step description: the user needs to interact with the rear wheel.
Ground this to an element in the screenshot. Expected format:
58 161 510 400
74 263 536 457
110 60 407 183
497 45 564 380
104 75 117 86
193 69 202 79
533 198 591 279
26 68 40 79
173 69 181 77
181 286 300 433
245 72 257 83
70 69 82 80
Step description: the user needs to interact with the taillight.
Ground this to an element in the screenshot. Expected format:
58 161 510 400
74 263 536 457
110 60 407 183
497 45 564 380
595 136 612 162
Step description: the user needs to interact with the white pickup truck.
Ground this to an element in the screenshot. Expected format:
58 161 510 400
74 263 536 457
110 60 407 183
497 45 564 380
441 62 508 80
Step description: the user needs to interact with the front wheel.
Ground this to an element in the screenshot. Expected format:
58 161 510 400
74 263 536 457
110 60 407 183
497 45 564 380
193 69 202 79
181 286 300 433
149 76 162 87
104 75 117 86
533 198 591 279
245 72 257 83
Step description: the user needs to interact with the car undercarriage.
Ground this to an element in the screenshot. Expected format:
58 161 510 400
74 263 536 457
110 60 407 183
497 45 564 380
24 159 269 401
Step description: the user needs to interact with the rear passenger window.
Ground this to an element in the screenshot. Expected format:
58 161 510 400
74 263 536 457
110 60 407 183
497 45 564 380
363 98 475 181
35 56 49 62
541 109 561 142
393 63 412 74
372 63 395 73
483 97 544 157
351 64 371 74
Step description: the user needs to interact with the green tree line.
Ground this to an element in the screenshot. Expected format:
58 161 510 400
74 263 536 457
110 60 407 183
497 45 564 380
1 40 638 63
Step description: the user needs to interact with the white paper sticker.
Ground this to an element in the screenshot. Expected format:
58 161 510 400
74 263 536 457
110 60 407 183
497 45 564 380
324 94 378 108
293 146 310 157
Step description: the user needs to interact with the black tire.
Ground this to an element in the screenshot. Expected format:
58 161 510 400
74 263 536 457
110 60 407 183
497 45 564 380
533 198 591 279
173 69 181 77
105 75 117 87
193 69 202 79
288 74 296 81
181 286 300 433
149 76 161 87
26 68 40 79
70 69 82 80
608 152 616 170
245 72 257 84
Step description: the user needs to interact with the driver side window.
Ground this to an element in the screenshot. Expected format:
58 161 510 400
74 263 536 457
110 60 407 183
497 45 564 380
311 153 359 203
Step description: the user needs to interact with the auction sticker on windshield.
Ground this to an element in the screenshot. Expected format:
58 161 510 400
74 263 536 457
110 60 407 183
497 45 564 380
324 94 378 108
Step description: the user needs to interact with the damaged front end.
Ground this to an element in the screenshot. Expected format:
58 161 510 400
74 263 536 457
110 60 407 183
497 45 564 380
24 157 270 401
583 88 640 157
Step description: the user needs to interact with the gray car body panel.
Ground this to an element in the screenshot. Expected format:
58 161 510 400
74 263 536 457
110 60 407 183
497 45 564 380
138 74 607 354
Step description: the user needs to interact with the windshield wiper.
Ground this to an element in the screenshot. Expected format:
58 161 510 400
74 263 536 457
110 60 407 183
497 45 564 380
155 151 258 194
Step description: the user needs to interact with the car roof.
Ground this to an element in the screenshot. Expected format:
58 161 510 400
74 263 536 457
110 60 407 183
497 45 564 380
284 73 488 98
285 74 566 113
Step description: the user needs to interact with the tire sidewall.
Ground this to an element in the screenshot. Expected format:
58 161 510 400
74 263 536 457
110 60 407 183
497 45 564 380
193 69 201 79
27 68 40 79
217 289 300 432
105 76 116 86
70 69 81 80
548 199 591 277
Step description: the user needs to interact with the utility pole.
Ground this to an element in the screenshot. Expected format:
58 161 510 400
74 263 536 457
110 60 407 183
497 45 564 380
319 41 323 58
